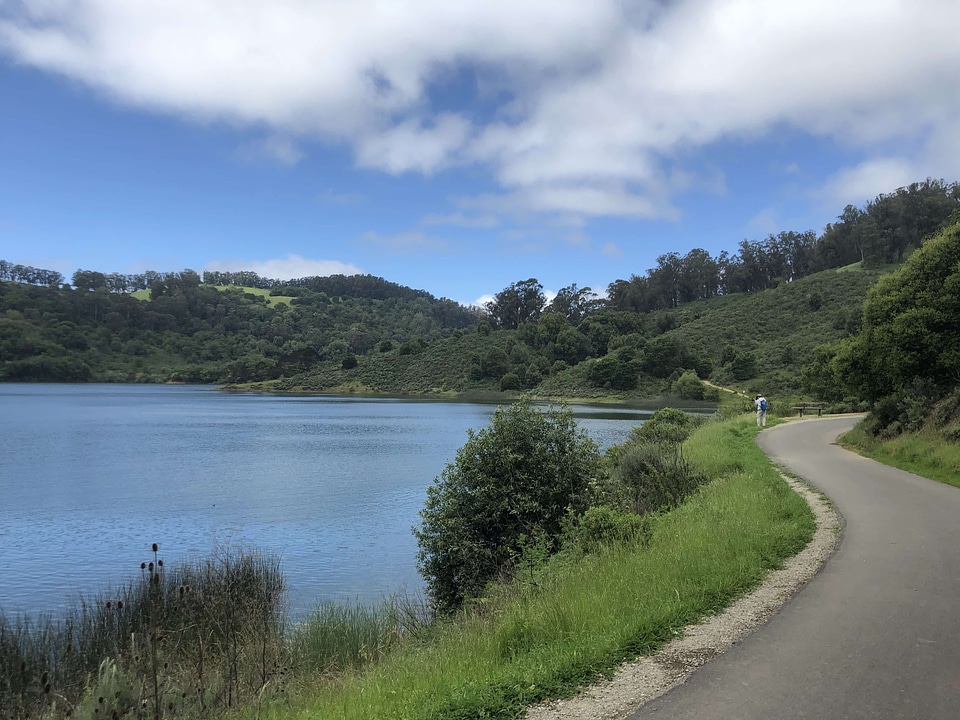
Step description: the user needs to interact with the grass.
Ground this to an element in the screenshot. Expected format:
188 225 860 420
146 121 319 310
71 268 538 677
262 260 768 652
259 414 813 720
0 547 286 720
130 285 295 307
839 423 960 489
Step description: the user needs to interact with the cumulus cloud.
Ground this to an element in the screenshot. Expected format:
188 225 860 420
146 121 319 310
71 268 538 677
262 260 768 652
817 157 924 209
2 0 958 222
205 254 362 280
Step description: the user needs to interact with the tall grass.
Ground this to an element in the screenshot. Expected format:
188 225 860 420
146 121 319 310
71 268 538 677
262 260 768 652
0 546 286 720
288 594 432 676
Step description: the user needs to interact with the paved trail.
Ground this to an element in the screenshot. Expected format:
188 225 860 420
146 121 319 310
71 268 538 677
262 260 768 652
628 416 960 720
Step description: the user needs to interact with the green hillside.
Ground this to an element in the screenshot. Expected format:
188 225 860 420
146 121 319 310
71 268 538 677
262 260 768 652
653 264 887 395
242 264 884 401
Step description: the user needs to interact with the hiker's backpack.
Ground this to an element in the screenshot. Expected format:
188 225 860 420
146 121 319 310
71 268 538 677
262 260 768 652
760 398 767 412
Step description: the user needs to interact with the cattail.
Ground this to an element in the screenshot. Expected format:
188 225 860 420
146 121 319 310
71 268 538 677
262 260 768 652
141 562 146 570
152 543 159 553
157 559 163 567
148 562 154 572
116 601 123 610
105 601 111 609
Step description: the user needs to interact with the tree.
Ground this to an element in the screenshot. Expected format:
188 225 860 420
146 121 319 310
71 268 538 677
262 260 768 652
827 221 960 403
672 370 705 400
415 401 600 613
484 278 545 329
547 283 597 323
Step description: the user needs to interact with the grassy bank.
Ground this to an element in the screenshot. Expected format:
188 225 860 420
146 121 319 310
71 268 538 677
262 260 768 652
262 415 813 719
839 423 960 489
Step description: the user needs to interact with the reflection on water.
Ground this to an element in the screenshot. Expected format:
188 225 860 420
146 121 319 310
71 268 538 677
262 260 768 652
0 385 698 617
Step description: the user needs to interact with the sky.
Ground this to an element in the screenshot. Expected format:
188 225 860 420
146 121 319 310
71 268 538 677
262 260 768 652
1 1 959 307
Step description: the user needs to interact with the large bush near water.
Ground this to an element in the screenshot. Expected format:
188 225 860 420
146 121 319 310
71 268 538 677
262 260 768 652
415 401 601 614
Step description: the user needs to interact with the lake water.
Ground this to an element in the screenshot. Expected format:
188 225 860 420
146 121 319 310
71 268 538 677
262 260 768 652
0 384 671 617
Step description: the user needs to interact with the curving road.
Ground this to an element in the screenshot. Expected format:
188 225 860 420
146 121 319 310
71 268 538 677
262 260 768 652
628 416 960 720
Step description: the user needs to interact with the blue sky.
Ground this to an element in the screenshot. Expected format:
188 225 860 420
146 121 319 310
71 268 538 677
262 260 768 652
1 1 958 306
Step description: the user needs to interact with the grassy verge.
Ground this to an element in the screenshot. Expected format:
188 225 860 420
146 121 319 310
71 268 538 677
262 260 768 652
263 415 814 720
839 423 960 489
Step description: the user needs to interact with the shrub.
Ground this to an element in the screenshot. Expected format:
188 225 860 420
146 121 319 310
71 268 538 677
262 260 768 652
562 506 652 555
414 401 601 614
631 407 701 445
610 440 706 515
499 372 522 391
672 370 705 400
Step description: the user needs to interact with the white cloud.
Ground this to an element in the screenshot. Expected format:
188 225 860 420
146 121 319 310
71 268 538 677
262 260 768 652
205 254 362 280
2 0 959 223
817 157 922 209
355 114 471 174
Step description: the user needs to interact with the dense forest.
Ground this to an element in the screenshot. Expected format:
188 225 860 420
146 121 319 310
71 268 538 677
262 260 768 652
2 179 958 402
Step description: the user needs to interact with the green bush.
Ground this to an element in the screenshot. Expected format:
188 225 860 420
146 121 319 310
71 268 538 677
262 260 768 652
631 406 701 445
562 506 652 555
499 372 522 391
414 401 601 614
672 370 705 400
610 440 707 515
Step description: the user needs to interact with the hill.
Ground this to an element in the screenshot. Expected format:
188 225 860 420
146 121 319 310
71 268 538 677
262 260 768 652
241 263 883 401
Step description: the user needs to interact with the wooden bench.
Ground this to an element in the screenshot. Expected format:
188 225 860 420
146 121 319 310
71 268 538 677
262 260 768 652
792 402 827 417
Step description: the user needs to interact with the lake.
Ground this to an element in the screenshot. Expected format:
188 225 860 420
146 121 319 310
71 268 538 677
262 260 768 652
0 384 672 617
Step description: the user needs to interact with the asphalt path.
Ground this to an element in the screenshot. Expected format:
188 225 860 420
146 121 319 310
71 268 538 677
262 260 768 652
628 416 960 719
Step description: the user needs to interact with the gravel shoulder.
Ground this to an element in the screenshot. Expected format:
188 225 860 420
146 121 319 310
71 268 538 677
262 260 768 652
525 456 841 720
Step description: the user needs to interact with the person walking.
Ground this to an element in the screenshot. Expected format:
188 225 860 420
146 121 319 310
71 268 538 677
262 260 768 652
755 394 768 427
